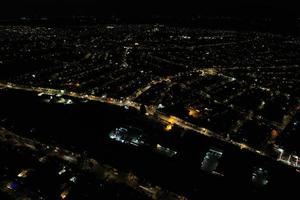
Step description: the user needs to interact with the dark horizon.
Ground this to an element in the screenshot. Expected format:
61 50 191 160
1 1 299 19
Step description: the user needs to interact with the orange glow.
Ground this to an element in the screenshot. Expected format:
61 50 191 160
271 129 279 139
167 116 176 124
188 107 200 118
165 124 173 131
60 190 69 199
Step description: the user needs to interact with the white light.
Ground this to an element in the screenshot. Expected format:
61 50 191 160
58 167 66 175
69 176 76 183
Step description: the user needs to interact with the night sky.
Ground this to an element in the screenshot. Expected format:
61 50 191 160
0 1 299 18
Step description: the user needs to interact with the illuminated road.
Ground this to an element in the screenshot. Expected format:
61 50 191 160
127 67 222 101
127 77 172 101
154 111 264 155
1 81 299 169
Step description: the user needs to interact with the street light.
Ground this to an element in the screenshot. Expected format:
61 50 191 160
276 148 284 160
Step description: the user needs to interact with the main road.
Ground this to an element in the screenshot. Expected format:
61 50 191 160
1 81 299 169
